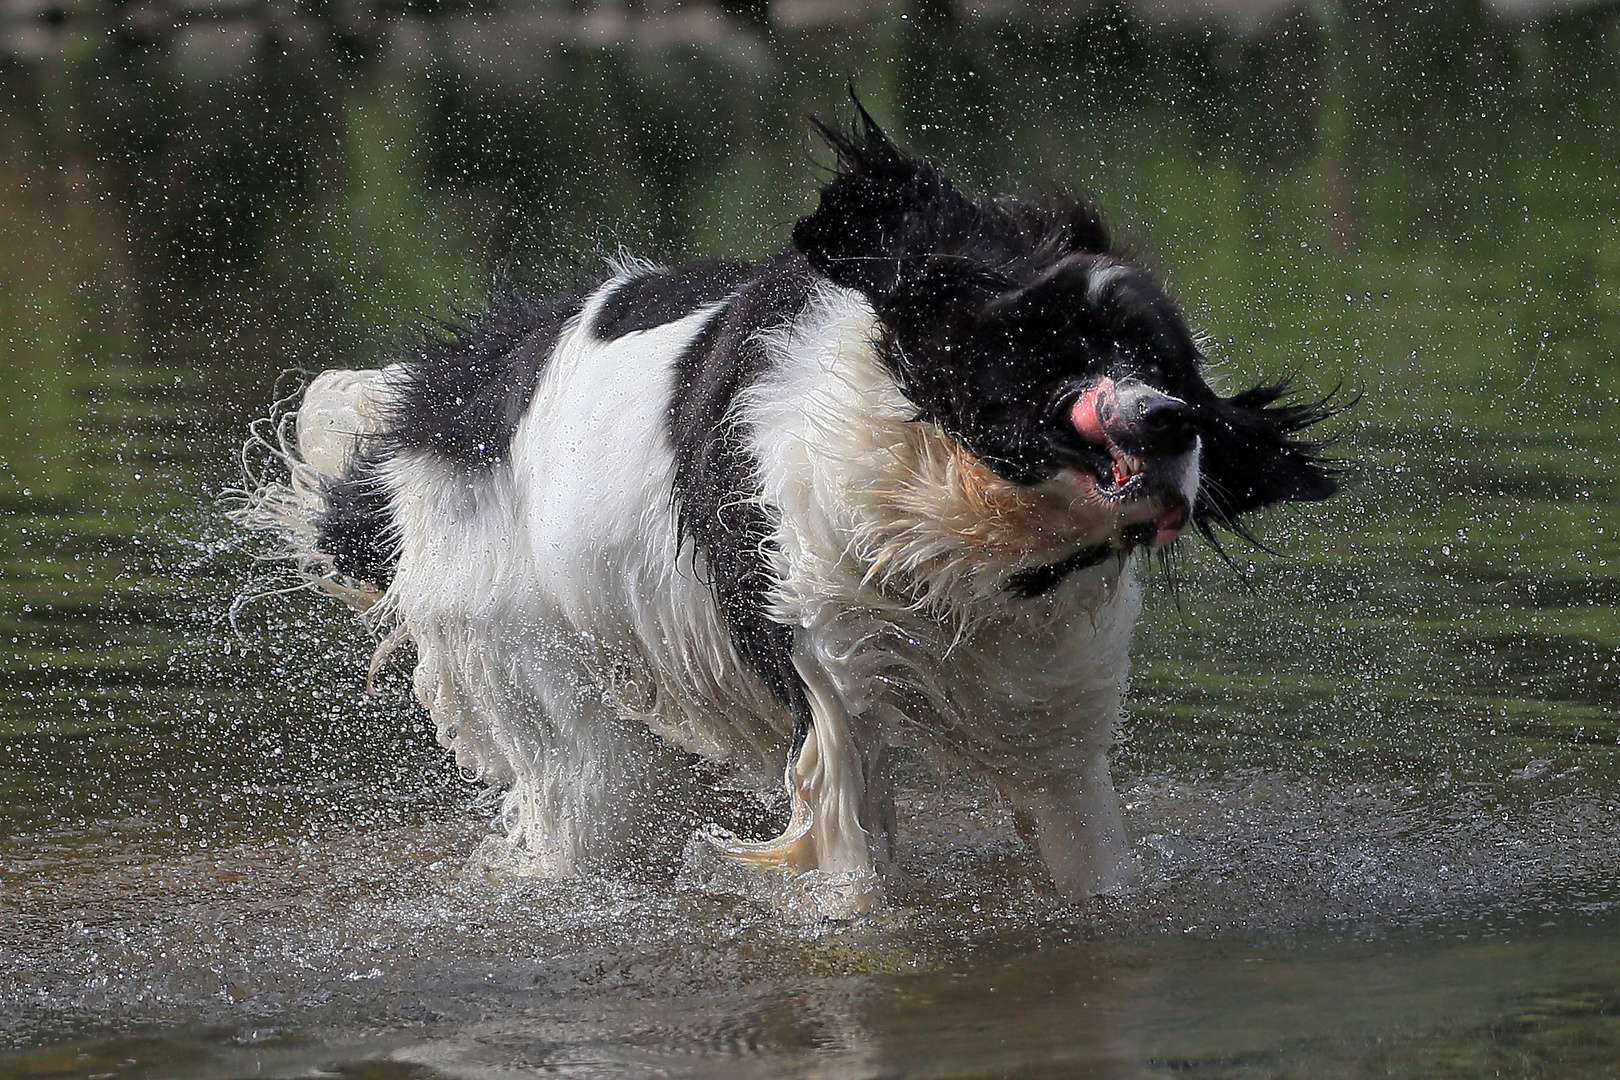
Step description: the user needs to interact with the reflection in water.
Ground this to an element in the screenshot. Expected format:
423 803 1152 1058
2 1 1619 1076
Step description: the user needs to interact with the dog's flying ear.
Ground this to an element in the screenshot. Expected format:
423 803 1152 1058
795 99 1024 318
1200 383 1342 523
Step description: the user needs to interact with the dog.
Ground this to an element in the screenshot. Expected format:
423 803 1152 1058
235 103 1337 916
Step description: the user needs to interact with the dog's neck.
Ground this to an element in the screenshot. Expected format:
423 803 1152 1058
744 285 1133 624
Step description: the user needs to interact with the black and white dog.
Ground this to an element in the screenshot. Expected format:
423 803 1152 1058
239 105 1337 914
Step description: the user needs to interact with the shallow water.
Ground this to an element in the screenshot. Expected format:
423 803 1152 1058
4 4 1620 1077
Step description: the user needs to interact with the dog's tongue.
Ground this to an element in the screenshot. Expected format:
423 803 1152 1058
1153 505 1187 547
1070 383 1112 444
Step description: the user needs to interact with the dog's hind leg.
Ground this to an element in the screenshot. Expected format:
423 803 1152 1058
416 622 706 876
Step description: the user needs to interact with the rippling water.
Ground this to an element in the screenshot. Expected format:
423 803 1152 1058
3 4 1619 1076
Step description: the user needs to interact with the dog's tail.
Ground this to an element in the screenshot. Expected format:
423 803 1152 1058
228 368 394 614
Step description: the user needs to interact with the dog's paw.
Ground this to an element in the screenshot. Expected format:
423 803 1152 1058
683 822 880 920
700 804 816 871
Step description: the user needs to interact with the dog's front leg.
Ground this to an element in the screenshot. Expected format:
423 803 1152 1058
709 641 880 884
995 752 1136 900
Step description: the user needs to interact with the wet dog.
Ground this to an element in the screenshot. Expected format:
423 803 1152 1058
236 105 1337 915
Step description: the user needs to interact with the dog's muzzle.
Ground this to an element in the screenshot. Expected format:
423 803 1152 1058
1068 378 1197 547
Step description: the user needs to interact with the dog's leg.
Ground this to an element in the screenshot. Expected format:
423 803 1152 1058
996 752 1135 899
710 647 877 882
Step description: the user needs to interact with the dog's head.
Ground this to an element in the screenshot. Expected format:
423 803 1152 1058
793 104 1339 563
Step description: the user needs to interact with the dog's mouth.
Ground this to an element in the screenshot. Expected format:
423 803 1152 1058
1065 451 1190 549
1076 442 1151 500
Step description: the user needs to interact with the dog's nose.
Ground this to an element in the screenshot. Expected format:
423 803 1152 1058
1108 382 1195 456
1070 379 1196 457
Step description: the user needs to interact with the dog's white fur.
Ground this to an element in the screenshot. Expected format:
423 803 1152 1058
246 267 1196 914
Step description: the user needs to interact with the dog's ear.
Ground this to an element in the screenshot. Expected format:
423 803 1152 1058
1201 384 1341 520
792 102 985 311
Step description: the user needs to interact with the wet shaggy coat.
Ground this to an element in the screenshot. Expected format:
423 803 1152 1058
241 108 1337 914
